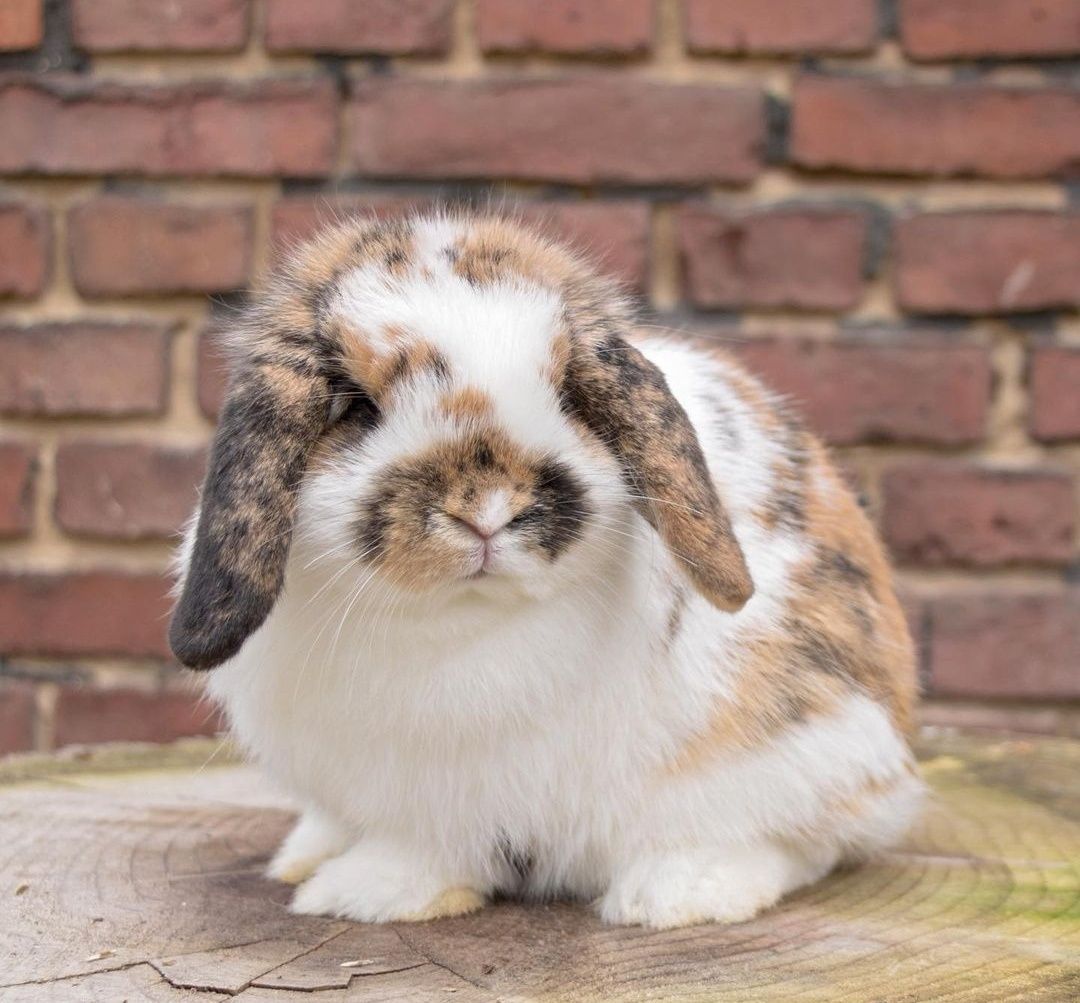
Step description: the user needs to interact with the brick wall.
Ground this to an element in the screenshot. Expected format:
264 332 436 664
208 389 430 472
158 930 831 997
1 0 1078 753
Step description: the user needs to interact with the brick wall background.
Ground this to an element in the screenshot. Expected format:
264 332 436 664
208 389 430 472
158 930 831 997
0 0 1078 754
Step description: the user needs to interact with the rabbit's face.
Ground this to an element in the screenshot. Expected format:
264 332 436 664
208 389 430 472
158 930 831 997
297 282 624 600
351 432 593 592
171 213 752 670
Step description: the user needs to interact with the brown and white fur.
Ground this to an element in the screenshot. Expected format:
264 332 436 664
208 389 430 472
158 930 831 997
172 211 922 929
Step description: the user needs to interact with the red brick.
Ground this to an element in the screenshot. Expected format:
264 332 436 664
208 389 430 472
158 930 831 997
522 202 650 289
270 197 651 289
0 440 36 538
55 441 206 541
53 685 222 747
1030 346 1080 442
896 587 927 651
882 461 1075 566
0 322 169 417
0 680 35 755
270 194 431 251
685 0 876 54
679 206 866 310
928 590 1080 699
0 0 41 51
900 0 1080 59
0 76 337 177
72 0 249 52
198 329 229 421
265 0 452 54
729 334 991 445
0 572 172 659
69 198 253 297
477 0 653 55
791 76 1080 179
895 212 1080 314
0 202 50 298
348 77 764 185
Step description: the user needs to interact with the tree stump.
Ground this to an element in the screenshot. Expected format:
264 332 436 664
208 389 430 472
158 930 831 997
2 731 1079 1001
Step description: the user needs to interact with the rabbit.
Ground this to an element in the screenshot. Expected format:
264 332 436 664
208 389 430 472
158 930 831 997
171 210 922 929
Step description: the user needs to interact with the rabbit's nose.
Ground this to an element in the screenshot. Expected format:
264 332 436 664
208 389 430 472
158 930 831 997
446 488 514 541
448 513 496 541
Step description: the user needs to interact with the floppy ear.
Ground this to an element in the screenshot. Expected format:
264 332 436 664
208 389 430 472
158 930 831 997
169 356 338 670
564 330 753 613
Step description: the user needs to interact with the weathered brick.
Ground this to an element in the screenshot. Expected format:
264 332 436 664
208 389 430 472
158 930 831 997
0 202 50 298
477 0 653 55
791 76 1080 179
0 440 36 538
55 441 206 540
523 202 650 289
0 76 337 177
900 0 1080 59
882 461 1075 566
270 197 651 289
198 329 229 421
679 206 866 310
895 212 1080 314
0 572 172 659
68 198 253 297
72 0 249 52
265 0 452 54
928 590 1080 698
0 0 42 51
348 77 764 185
729 334 991 445
0 322 169 417
1030 346 1080 442
0 680 35 755
685 0 876 54
53 685 222 747
270 194 431 251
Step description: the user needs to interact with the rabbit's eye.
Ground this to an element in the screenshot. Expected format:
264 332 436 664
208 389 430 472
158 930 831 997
508 506 542 529
327 382 380 429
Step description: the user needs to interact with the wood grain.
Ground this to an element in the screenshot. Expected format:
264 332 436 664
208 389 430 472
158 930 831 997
2 733 1079 1001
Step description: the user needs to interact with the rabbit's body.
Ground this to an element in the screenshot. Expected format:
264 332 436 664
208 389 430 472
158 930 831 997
178 213 921 928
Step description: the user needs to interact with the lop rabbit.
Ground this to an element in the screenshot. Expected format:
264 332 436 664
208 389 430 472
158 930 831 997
172 212 921 928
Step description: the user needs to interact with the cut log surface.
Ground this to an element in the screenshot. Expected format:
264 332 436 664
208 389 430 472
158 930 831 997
2 732 1079 1001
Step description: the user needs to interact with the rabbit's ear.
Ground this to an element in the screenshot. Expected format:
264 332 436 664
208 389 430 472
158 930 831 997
564 330 753 613
169 352 344 670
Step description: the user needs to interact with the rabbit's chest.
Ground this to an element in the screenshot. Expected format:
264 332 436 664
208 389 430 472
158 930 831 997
208 561 727 848
227 618 694 841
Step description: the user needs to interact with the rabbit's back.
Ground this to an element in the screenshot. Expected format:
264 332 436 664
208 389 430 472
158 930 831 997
647 335 916 741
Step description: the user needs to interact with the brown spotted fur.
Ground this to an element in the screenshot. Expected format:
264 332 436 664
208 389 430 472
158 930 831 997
171 216 420 669
668 368 916 773
354 429 588 589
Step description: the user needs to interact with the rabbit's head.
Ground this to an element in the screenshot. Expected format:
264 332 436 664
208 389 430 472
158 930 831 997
170 213 753 670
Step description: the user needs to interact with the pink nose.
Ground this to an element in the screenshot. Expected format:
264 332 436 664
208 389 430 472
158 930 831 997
449 514 494 541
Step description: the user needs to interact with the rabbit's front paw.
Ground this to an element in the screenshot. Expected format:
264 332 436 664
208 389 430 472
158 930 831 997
267 809 348 885
290 838 485 923
600 843 832 929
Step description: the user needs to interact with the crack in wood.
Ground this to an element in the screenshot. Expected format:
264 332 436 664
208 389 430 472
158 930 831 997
391 925 494 994
0 959 149 990
0 962 232 1002
152 928 353 995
